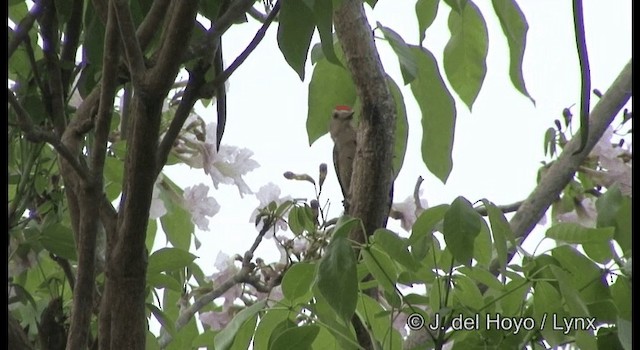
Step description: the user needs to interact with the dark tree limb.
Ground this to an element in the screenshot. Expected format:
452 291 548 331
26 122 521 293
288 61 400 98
66 1 120 348
334 0 396 244
59 0 84 94
334 1 397 349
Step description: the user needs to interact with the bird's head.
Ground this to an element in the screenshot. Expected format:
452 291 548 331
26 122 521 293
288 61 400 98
332 105 354 121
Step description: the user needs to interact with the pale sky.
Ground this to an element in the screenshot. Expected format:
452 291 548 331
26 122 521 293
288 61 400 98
161 0 631 273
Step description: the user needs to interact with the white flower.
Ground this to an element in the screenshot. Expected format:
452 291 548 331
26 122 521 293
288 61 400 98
292 237 310 255
589 126 632 196
249 183 292 238
149 183 167 220
391 190 429 231
207 252 242 310
183 184 220 231
556 197 597 228
176 122 259 197
207 145 259 197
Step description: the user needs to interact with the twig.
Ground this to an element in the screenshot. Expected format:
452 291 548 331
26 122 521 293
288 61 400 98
8 0 50 58
113 0 146 86
158 217 275 348
8 90 89 182
199 0 281 98
475 200 523 216
572 0 591 155
247 7 268 22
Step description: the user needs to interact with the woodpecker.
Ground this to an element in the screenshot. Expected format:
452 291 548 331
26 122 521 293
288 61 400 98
329 105 357 211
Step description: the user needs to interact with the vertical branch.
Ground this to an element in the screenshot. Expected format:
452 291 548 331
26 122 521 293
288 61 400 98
571 0 591 154
38 0 67 134
66 0 120 348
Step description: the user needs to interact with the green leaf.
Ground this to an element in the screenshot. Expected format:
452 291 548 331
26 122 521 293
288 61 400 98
596 185 623 227
146 219 157 252
271 325 320 350
545 223 614 244
362 246 399 303
253 309 290 350
491 0 535 104
147 248 197 275
443 0 488 110
378 24 418 84
160 204 193 250
550 266 590 317
146 273 183 292
311 326 338 350
481 199 515 272
332 216 360 241
199 0 222 21
310 0 340 66
499 277 530 316
613 196 631 255
473 218 492 267
230 314 258 350
409 46 456 183
544 127 556 156
452 274 484 310
416 0 440 44
282 262 316 304
533 281 566 347
582 240 613 264
306 59 356 145
315 236 357 322
288 206 304 235
39 224 77 261
373 229 418 271
617 317 632 350
214 300 267 350
277 0 316 80
147 303 176 337
443 197 481 266
458 266 504 291
386 76 409 180
611 277 631 321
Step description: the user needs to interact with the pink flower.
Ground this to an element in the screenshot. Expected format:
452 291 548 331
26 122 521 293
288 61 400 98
391 190 429 231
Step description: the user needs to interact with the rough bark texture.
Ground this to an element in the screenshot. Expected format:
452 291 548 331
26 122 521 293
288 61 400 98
333 1 397 349
334 0 396 248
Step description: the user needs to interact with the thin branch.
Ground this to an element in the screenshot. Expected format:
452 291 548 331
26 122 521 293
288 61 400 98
136 0 171 52
38 1 67 133
214 42 227 151
199 0 281 98
475 201 523 216
113 0 147 86
186 0 256 63
572 0 591 154
490 60 632 276
159 218 275 348
8 0 50 59
247 6 268 22
155 69 204 176
59 0 84 93
8 90 90 182
147 0 199 94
